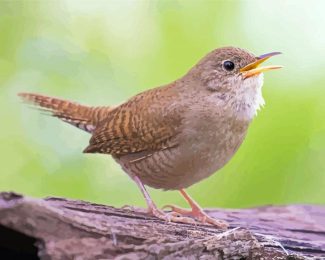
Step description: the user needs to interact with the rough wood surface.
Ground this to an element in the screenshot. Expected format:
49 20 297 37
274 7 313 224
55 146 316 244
0 192 324 259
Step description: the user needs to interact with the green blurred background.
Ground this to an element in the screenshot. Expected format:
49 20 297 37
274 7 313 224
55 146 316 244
1 0 325 209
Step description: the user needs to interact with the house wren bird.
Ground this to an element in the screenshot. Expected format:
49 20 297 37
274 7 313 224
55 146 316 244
19 47 282 229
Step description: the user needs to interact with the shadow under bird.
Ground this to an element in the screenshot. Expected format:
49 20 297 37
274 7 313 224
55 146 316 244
19 46 282 228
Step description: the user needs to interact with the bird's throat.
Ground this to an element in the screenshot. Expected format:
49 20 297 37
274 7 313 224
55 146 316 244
234 75 265 121
213 74 265 122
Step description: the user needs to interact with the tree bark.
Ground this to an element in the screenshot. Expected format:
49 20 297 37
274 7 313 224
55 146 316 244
0 192 324 259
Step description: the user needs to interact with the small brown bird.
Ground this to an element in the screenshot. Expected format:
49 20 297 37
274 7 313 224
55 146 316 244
19 47 282 228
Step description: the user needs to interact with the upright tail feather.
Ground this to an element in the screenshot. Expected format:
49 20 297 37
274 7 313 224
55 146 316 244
18 93 111 133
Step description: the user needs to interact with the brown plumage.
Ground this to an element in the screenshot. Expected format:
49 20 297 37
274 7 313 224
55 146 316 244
19 47 281 228
18 93 112 133
83 84 182 156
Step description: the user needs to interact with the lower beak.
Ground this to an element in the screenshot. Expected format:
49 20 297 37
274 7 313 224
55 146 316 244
240 52 283 79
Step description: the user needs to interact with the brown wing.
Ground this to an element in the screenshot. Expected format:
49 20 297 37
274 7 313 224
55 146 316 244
83 86 183 156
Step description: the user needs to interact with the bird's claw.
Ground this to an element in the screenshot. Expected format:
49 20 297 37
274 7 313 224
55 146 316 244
162 204 229 229
147 205 196 224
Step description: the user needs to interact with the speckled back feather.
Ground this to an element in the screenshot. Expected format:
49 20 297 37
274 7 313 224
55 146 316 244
19 88 183 157
83 85 182 156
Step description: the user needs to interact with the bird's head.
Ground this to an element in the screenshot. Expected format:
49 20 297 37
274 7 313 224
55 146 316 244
193 46 282 93
187 47 282 120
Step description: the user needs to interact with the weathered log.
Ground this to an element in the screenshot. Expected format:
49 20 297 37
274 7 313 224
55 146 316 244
0 192 324 259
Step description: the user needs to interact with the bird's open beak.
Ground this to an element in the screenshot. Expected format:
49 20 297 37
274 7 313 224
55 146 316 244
240 52 283 79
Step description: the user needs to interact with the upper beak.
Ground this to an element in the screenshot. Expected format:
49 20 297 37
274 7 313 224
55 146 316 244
240 52 283 79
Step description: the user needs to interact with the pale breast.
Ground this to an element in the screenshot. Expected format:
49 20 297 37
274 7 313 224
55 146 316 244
114 78 261 190
116 111 249 190
168 112 249 189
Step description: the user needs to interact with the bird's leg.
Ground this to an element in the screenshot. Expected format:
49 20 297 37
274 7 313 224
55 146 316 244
132 176 167 219
132 176 195 224
163 189 229 229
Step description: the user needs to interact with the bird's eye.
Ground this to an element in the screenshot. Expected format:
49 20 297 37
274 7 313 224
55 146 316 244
223 60 235 71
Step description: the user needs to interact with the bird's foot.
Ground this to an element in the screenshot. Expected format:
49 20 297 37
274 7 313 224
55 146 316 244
122 204 195 224
162 204 228 229
148 203 196 224
129 177 202 225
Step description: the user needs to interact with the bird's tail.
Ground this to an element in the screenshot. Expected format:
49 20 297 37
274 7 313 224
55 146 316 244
18 93 111 133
